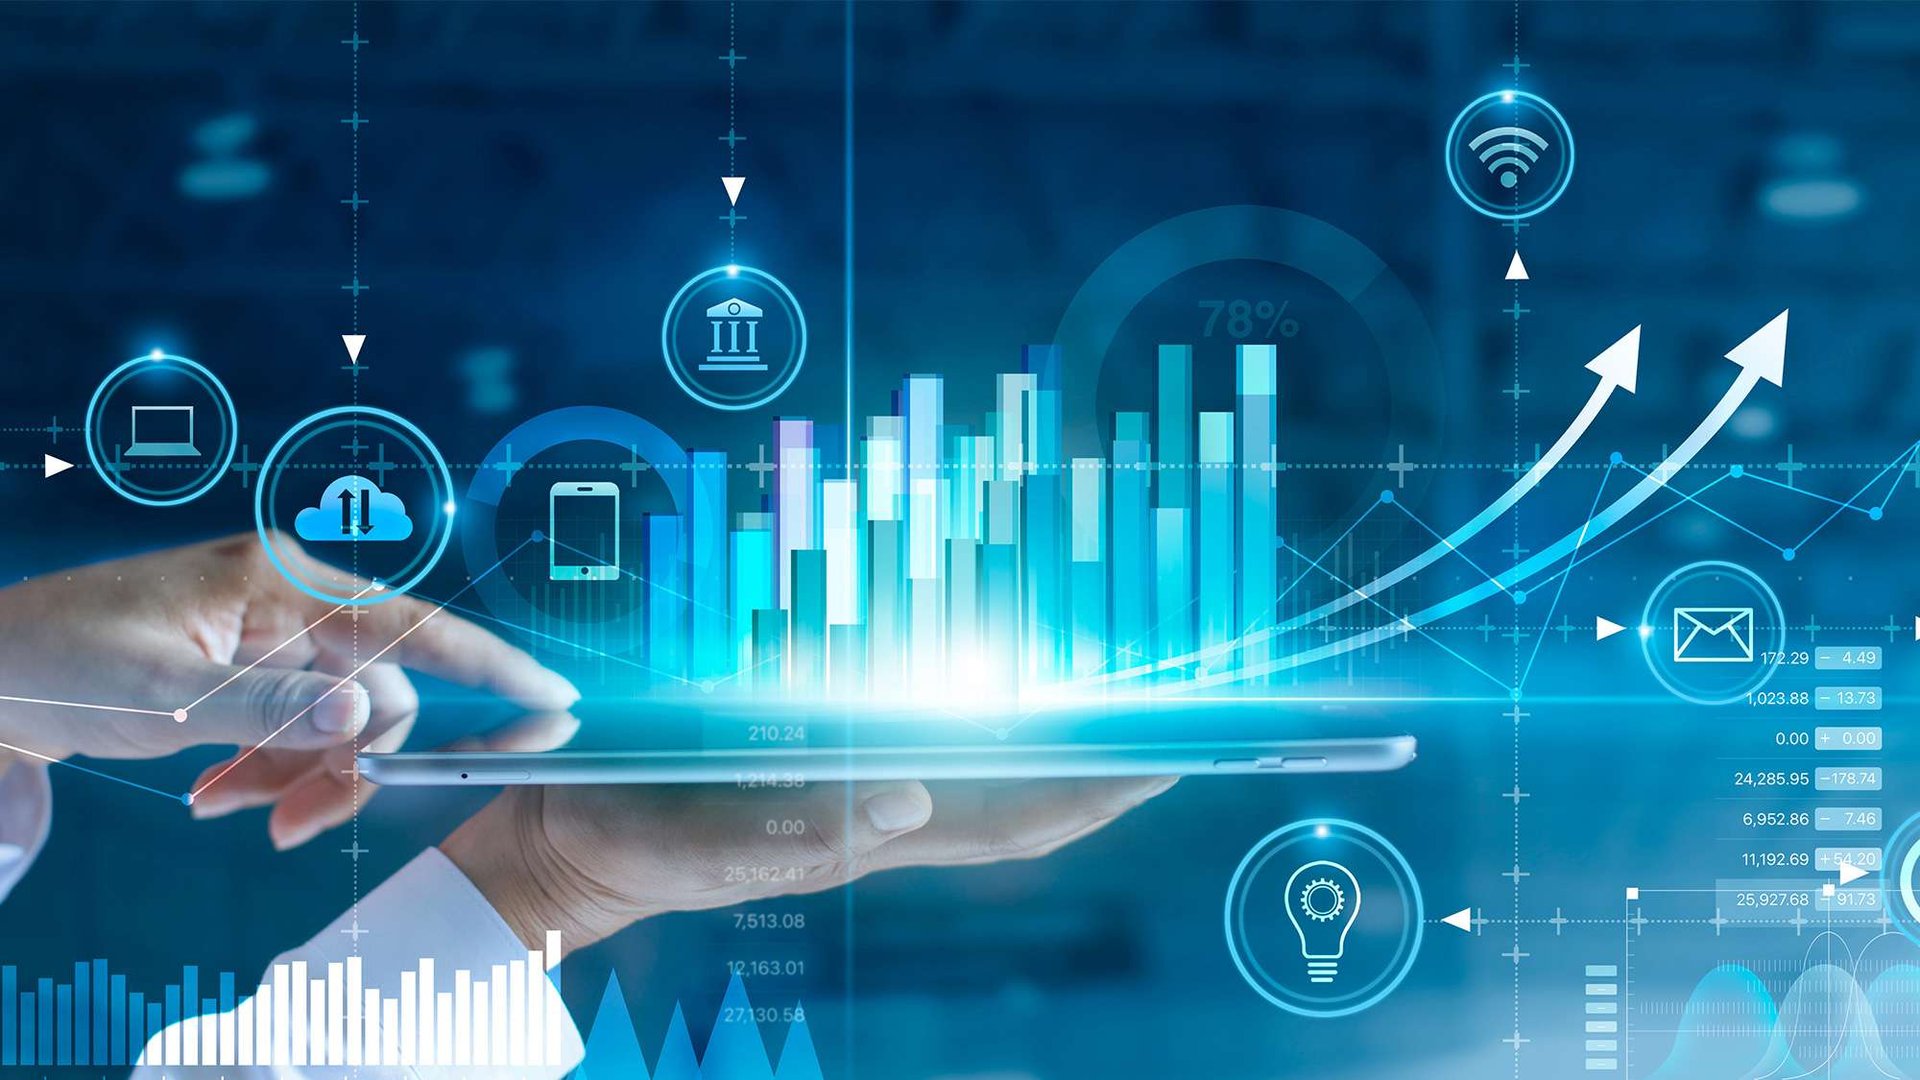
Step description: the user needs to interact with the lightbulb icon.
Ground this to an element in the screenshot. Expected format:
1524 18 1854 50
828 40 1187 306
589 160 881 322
1285 859 1362 984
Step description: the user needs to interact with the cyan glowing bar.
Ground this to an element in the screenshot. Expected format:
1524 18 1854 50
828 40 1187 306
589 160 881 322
946 431 979 543
982 536 1020 690
910 577 943 685
646 515 685 681
866 519 905 690
863 415 904 522
1238 344 1278 680
21 990 35 1067
946 538 981 671
751 608 787 691
108 974 125 1066
55 983 69 1066
1157 345 1192 510
904 375 944 581
689 450 730 681
91 961 107 1066
125 991 142 1068
823 479 861 626
774 418 816 607
1154 507 1192 665
1111 413 1152 669
790 549 828 692
1070 457 1107 678
1198 411 1237 664
730 513 774 672
995 372 1036 479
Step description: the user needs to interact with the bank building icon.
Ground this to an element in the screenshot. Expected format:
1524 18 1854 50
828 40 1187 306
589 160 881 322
702 297 767 372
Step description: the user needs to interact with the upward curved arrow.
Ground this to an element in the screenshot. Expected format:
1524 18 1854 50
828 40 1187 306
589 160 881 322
1085 325 1642 687
1188 310 1788 689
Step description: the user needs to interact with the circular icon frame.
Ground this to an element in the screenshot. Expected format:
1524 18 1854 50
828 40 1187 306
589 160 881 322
660 264 807 412
254 406 454 606
1638 559 1786 706
85 352 239 507
1883 813 1920 946
1224 818 1424 1018
1444 90 1575 221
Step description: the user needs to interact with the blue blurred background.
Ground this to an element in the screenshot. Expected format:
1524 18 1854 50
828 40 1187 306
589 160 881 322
1 2 1917 1076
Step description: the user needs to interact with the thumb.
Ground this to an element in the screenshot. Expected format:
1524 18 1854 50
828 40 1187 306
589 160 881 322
811 781 934 861
181 667 370 751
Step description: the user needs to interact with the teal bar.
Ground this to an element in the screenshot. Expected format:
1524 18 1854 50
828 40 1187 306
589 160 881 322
71 962 86 1066
1024 471 1063 681
55 984 68 1066
946 538 981 670
126 992 142 1068
144 1004 160 1064
1156 345 1192 510
947 431 979 543
1238 344 1278 681
751 608 788 690
903 375 944 581
2 965 13 1065
1111 413 1152 669
20 990 33 1067
646 515 686 681
731 514 774 673
91 961 106 1066
866 519 905 690
829 623 866 695
790 549 828 691
1198 411 1237 665
689 450 730 681
1070 559 1107 678
982 539 1020 689
108 975 125 1067
1153 507 1192 665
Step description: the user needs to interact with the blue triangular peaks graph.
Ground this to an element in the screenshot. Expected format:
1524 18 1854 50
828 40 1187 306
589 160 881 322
574 972 822 1080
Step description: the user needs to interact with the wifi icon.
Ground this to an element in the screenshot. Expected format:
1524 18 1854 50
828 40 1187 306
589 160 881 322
1469 126 1550 189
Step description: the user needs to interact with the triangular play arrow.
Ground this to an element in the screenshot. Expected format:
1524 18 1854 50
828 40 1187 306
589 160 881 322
1505 251 1529 281
722 176 746 206
1838 860 1868 886
342 334 366 363
1725 309 1788 387
1596 616 1626 641
1442 907 1473 933
43 454 73 479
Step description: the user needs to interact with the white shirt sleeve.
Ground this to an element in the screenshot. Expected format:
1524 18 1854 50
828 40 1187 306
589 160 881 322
0 761 52 906
132 847 586 1079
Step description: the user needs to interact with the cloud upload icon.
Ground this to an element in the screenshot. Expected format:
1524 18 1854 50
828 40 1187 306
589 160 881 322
294 475 415 542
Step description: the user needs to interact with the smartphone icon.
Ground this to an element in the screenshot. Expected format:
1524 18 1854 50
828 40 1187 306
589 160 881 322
549 482 620 581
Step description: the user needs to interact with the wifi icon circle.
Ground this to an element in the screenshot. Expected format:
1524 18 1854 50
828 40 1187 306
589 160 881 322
1445 90 1575 221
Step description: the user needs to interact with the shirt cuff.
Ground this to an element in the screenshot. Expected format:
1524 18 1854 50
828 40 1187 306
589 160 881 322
0 761 51 906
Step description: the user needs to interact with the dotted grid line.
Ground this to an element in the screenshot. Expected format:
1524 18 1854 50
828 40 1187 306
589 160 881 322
727 0 737 263
21 457 1913 474
344 3 365 1054
1507 5 1526 1076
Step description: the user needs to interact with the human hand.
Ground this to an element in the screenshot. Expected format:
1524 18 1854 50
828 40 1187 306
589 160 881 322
0 532 579 845
439 775 1177 949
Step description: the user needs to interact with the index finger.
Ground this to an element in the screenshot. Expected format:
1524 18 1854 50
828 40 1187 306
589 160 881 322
307 594 579 711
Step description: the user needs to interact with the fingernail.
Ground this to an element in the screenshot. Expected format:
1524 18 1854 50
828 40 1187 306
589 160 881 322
529 668 582 708
190 791 241 819
271 820 319 852
862 788 931 834
309 684 370 736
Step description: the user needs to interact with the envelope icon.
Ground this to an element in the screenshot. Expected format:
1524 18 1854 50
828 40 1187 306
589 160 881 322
1673 606 1755 664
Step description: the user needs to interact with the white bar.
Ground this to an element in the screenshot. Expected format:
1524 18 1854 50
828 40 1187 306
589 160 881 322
398 971 416 1067
380 998 399 1068
490 964 508 1065
308 979 325 1066
257 982 275 1066
240 992 257 1067
220 999 236 1066
346 957 363 1067
824 479 860 624
526 949 545 1066
436 993 453 1067
508 960 527 1066
326 963 344 1065
418 958 435 1066
271 966 291 1067
361 990 379 1067
545 930 565 1065
289 962 308 1067
454 971 472 1067
197 1000 212 1064
473 983 491 1067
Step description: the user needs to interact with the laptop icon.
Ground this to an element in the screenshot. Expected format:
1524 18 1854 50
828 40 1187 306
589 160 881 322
126 405 200 457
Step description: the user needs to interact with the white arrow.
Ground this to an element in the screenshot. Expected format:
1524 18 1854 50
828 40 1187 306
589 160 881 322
722 176 746 206
1837 860 1868 886
1596 616 1626 641
1105 327 1640 684
342 334 366 364
1191 311 1789 689
1506 251 1529 281
43 454 73 479
1442 907 1474 933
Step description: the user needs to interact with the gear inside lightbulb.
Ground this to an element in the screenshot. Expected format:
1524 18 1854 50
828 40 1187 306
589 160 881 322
1300 878 1345 921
